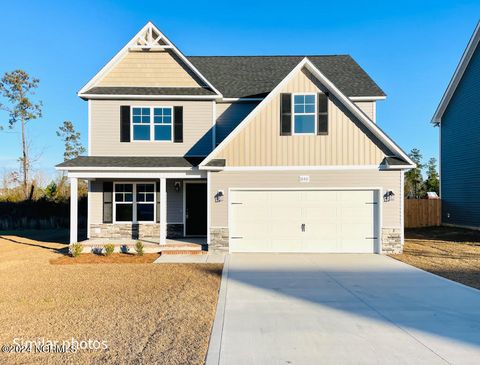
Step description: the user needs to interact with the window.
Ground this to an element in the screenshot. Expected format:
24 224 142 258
132 108 151 140
114 184 133 222
293 94 316 134
154 108 172 141
136 184 155 221
114 183 155 223
132 107 173 142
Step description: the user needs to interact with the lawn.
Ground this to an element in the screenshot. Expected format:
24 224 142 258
0 233 222 365
390 226 480 290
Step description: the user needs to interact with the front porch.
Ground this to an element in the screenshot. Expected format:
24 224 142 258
66 165 209 247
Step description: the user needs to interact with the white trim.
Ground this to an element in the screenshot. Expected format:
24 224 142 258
400 170 405 246
200 57 415 167
372 101 377 123
183 180 208 237
87 180 91 239
160 178 167 244
67 171 206 179
211 101 216 150
207 171 211 244
79 94 221 100
291 92 317 135
113 182 156 224
78 22 222 97
87 100 91 155
219 98 265 102
227 187 383 254
432 21 480 124
349 96 386 101
200 164 413 171
130 106 173 142
70 177 78 244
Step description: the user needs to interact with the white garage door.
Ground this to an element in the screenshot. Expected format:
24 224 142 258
229 189 379 253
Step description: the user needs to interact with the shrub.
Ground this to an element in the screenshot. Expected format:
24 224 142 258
69 243 83 257
104 244 115 256
134 241 144 256
120 245 130 254
91 246 103 255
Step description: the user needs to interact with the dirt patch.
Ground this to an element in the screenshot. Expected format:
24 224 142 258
50 253 161 265
390 227 480 290
0 235 222 364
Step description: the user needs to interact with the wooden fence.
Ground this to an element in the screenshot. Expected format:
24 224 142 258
404 199 441 228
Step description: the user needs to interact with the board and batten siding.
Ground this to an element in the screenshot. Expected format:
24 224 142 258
90 100 213 156
215 101 260 145
354 101 376 122
212 68 388 166
98 50 204 87
210 169 402 229
441 45 480 228
90 179 184 224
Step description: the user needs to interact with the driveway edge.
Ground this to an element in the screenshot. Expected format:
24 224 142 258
205 254 230 365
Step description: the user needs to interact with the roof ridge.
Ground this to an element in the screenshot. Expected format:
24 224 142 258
186 55 351 58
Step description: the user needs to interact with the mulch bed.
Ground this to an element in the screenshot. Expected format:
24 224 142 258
50 253 161 264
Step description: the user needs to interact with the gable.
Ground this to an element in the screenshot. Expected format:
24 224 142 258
210 67 392 167
97 49 205 88
78 22 221 96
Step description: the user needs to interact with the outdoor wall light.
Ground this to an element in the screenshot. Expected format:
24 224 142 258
174 181 181 192
215 190 224 202
384 190 395 202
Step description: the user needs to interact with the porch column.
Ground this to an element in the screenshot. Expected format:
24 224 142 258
70 177 78 244
160 178 167 244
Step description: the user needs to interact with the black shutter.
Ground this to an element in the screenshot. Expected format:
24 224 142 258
317 93 328 135
156 181 160 223
103 182 113 223
280 93 292 136
120 106 130 142
173 106 183 143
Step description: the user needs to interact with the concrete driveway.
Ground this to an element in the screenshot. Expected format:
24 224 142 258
206 254 480 365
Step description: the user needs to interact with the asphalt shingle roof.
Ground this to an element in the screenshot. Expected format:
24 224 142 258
187 55 386 98
83 87 216 96
56 156 204 168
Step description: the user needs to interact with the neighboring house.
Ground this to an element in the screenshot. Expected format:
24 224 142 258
56 22 415 253
432 22 480 229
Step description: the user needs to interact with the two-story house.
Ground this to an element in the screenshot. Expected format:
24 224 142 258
57 22 414 253
432 21 480 229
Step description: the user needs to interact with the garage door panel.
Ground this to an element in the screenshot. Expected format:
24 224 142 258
230 189 379 253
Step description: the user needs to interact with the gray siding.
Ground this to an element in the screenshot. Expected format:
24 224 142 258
215 102 259 145
90 100 213 157
441 45 480 227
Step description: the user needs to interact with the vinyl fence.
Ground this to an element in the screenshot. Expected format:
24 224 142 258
404 199 441 228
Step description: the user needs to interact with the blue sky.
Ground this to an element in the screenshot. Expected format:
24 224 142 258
0 0 479 181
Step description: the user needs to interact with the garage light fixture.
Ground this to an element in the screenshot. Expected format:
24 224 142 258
384 190 395 202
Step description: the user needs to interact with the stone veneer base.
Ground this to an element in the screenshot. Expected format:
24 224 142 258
381 228 403 254
90 223 184 240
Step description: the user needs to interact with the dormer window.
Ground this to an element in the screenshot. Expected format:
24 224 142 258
293 94 316 134
131 107 173 142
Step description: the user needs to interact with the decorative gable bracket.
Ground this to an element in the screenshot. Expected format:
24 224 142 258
130 23 172 51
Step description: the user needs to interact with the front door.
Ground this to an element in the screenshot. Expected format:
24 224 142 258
185 182 207 236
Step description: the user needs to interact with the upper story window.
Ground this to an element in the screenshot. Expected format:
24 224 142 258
293 94 316 134
131 107 173 142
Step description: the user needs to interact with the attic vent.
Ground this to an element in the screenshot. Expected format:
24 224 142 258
130 24 172 51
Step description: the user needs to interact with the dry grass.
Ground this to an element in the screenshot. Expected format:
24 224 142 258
0 234 222 364
390 227 480 289
50 253 161 265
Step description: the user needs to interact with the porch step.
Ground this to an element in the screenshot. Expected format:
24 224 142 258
161 250 207 255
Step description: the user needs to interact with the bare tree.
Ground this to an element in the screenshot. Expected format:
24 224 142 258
0 70 42 198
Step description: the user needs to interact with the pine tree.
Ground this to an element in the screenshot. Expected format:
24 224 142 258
56 121 86 161
424 157 439 195
405 148 425 198
0 70 42 198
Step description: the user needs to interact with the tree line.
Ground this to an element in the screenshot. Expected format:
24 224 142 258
0 70 85 202
404 148 439 199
